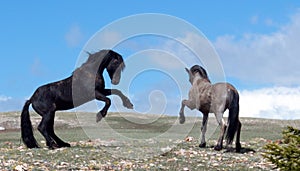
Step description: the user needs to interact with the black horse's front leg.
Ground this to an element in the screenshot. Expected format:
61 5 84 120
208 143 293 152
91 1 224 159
103 89 133 109
95 91 111 122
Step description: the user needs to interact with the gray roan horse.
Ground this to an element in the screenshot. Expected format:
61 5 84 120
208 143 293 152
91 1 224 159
179 65 241 152
21 50 133 149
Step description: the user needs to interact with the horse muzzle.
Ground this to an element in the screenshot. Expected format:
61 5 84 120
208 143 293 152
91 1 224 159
111 79 120 85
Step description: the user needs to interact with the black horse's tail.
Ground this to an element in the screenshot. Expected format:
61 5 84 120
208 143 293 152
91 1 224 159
226 90 240 145
21 99 39 148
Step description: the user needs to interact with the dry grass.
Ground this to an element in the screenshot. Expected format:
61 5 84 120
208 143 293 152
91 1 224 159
0 112 299 170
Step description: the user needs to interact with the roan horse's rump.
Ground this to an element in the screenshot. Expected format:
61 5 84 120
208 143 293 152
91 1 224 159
21 50 133 149
179 65 242 152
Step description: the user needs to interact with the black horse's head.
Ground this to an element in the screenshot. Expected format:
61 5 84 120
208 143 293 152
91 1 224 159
106 50 125 85
185 65 210 84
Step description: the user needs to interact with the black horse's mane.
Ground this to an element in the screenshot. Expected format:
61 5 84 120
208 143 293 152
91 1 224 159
190 65 210 82
73 49 125 74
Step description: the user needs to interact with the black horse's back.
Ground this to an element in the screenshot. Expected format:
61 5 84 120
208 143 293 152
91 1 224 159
21 99 39 148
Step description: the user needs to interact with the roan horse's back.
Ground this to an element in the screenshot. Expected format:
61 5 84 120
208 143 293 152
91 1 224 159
211 82 239 112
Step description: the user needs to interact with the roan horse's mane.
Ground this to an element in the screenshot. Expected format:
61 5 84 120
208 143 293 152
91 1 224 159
190 65 211 83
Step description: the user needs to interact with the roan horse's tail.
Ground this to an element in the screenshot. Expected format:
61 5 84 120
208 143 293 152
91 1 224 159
21 99 39 148
226 90 240 145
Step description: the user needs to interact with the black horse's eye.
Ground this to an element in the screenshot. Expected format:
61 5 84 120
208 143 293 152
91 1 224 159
111 59 119 65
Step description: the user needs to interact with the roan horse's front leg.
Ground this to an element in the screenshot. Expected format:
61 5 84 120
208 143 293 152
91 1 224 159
179 99 196 124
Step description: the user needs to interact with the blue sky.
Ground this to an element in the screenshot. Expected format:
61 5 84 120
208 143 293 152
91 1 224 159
1 1 300 119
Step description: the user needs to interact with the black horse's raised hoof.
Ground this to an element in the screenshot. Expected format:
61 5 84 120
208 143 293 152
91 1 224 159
199 142 206 148
179 115 185 124
96 111 106 123
123 98 134 109
214 145 222 151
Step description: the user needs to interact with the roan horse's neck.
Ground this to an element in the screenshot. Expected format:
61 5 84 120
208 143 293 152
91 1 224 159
192 75 211 86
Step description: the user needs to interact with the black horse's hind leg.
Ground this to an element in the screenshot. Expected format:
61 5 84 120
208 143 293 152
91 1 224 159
38 112 58 149
48 114 70 148
95 91 111 122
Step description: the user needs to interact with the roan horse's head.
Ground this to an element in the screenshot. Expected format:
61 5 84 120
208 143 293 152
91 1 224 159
106 50 125 85
185 65 210 84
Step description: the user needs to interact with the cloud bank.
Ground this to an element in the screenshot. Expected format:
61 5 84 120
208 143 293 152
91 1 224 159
214 10 300 86
239 87 300 120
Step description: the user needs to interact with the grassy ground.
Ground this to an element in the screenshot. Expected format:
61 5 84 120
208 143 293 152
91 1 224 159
0 112 299 170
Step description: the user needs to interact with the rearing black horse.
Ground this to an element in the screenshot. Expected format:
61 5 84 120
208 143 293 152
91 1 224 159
21 49 133 149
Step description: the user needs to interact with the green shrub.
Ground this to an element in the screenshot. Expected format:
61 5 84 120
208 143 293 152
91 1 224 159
263 126 300 171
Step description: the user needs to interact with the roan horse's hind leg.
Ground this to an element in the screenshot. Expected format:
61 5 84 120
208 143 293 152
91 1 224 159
214 112 227 151
199 113 208 148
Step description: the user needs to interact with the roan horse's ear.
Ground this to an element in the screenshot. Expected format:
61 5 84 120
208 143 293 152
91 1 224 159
185 68 190 74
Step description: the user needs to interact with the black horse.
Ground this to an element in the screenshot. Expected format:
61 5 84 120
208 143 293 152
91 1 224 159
21 49 133 149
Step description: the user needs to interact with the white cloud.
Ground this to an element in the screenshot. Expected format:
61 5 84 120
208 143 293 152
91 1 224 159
214 10 300 86
148 50 185 69
239 87 300 120
30 58 46 76
0 96 23 112
250 15 259 25
65 25 84 47
0 95 11 102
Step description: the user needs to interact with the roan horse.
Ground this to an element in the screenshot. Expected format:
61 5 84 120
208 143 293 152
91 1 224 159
179 65 241 152
21 49 133 149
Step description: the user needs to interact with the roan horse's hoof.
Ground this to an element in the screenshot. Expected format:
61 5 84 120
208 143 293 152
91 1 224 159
214 145 222 151
199 142 206 148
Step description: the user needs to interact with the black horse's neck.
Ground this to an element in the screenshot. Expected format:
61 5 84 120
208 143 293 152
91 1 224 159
97 51 112 74
72 50 113 76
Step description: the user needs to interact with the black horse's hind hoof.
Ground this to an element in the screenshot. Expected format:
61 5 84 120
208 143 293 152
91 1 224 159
214 145 222 151
48 143 60 150
236 143 241 153
58 142 71 148
199 142 206 148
